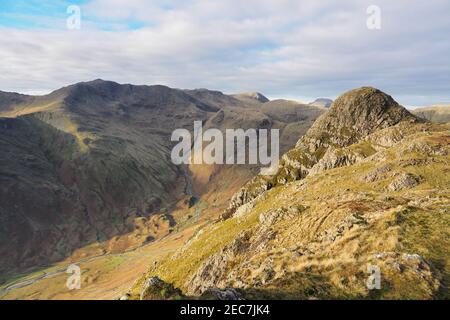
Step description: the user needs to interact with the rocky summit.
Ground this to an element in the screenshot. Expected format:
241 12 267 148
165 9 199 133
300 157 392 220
221 87 420 219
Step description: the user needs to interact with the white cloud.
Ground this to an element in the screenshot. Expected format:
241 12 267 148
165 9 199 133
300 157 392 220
0 0 449 105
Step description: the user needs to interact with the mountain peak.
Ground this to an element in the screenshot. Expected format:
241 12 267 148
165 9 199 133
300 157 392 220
85 78 110 84
220 87 423 221
309 98 333 108
306 87 418 146
72 79 121 90
331 86 395 111
232 92 269 103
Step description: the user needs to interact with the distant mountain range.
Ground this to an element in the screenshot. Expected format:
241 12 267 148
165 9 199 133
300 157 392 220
308 98 333 108
412 105 450 123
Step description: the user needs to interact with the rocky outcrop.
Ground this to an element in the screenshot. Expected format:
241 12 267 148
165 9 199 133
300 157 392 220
186 230 252 294
371 252 439 291
187 205 307 295
140 276 184 300
388 173 421 191
308 146 367 175
361 164 393 182
200 288 244 300
222 87 420 219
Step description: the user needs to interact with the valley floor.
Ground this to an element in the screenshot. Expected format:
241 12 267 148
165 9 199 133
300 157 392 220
0 225 197 300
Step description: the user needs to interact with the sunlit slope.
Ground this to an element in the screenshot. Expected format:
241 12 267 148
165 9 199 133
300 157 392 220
0 80 324 279
131 88 449 300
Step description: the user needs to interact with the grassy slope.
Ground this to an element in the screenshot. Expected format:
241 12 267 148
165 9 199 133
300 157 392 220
132 124 449 299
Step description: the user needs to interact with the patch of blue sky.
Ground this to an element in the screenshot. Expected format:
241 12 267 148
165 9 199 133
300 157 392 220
91 19 151 32
0 0 88 28
0 0 148 30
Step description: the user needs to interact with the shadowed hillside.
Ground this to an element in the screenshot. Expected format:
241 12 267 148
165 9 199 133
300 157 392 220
0 80 325 279
412 105 450 123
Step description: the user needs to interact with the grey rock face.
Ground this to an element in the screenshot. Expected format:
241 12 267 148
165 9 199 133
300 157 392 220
388 173 421 191
202 287 244 300
362 164 392 182
140 277 165 300
305 87 417 147
140 276 183 300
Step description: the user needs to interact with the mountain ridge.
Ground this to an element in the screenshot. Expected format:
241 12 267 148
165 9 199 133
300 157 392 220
412 105 450 123
308 98 333 108
0 79 326 278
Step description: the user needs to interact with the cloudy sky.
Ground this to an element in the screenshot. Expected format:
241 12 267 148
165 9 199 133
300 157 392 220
0 0 449 106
